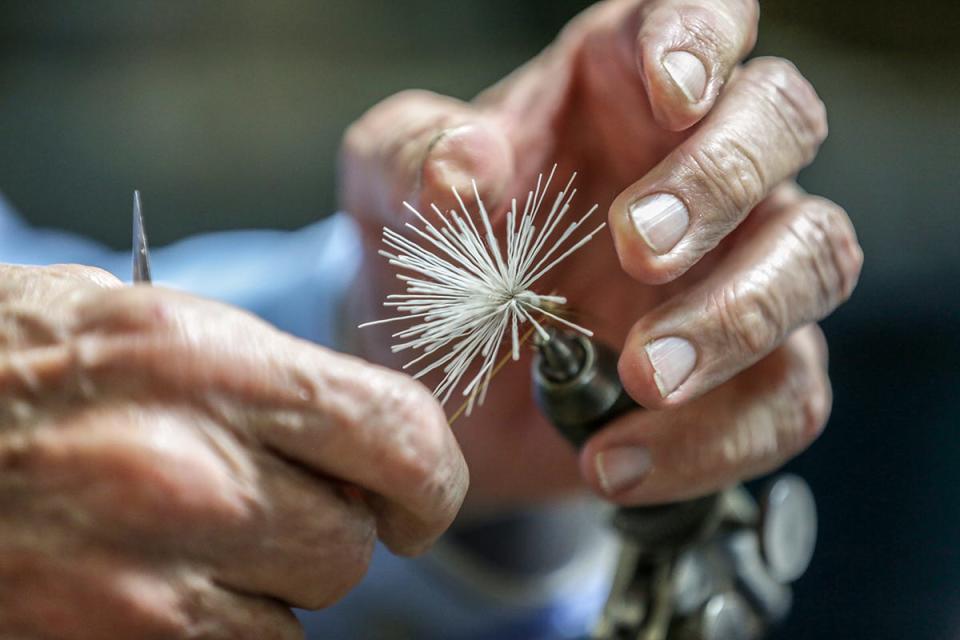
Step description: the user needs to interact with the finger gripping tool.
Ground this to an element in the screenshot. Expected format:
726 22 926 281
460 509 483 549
532 330 817 640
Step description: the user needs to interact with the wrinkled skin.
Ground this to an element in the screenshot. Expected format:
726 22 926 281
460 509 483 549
341 0 863 511
0 265 467 639
0 0 864 637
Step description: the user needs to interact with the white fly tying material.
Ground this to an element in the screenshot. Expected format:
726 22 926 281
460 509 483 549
359 167 606 415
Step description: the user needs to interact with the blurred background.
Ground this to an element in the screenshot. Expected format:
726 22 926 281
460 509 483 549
0 1 957 638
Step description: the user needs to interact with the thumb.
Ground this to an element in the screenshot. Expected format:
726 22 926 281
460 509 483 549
338 89 514 232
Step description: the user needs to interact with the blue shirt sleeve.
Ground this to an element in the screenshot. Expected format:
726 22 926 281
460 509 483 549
0 197 610 640
0 196 360 348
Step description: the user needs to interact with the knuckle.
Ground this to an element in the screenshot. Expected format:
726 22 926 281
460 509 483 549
384 378 451 485
789 198 863 310
361 372 441 464
801 368 833 443
378 374 466 530
779 346 832 458
383 88 438 110
342 90 421 160
344 89 439 144
747 57 828 157
821 201 863 299
713 335 832 479
115 288 179 332
709 281 785 360
340 112 371 157
346 88 403 126
76 287 180 338
682 138 767 225
677 6 737 62
341 116 367 157
400 376 447 439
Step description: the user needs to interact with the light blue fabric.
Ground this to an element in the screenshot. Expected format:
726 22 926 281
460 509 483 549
0 198 359 347
299 537 612 640
0 197 606 639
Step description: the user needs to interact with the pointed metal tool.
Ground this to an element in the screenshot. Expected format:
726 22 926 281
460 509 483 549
132 190 152 284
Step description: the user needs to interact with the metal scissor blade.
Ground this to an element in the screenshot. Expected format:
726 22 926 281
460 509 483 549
132 190 152 284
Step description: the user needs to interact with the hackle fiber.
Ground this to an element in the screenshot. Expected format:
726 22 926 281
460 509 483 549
360 167 605 415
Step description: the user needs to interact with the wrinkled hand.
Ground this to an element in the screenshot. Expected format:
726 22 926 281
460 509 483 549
0 265 467 639
340 0 862 510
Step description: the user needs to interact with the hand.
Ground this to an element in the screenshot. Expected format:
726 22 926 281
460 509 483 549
340 0 862 510
0 265 467 639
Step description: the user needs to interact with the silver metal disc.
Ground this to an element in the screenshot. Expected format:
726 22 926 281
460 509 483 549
702 592 758 640
760 475 817 583
673 546 716 615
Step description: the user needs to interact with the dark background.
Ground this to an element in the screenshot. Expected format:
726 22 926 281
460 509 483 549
1 1 958 638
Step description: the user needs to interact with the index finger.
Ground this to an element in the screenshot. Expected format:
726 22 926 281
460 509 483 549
68 287 469 556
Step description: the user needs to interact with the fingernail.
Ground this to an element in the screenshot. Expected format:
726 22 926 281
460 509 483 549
645 336 697 397
663 50 707 102
596 446 652 495
628 193 689 254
